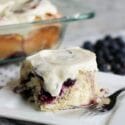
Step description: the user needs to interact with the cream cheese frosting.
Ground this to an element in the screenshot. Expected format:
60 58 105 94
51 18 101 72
0 0 58 25
27 47 98 96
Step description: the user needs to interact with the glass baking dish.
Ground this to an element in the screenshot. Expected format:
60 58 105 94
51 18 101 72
0 0 95 64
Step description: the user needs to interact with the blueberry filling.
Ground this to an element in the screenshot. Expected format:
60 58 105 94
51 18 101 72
63 79 76 87
59 79 76 96
38 79 76 104
15 77 76 104
39 89 56 104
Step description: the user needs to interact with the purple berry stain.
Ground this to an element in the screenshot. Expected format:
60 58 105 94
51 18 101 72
63 79 76 87
39 79 76 104
39 89 56 104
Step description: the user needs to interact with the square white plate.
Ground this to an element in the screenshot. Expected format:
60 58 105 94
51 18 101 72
0 72 125 125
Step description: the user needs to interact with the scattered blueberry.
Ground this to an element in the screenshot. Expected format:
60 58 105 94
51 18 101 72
104 35 113 41
98 63 111 72
111 64 125 75
81 35 125 75
82 41 94 51
114 37 125 47
94 40 104 50
108 41 119 54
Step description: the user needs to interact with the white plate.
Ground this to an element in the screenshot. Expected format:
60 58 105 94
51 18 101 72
0 72 125 125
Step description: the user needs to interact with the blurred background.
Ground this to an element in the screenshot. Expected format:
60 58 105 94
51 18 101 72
62 0 125 46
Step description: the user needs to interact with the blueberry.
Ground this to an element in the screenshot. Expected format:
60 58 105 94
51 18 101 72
118 69 125 75
119 48 125 55
94 40 104 50
114 37 125 47
104 35 113 41
96 48 113 63
115 52 125 64
98 63 111 72
111 63 124 75
104 54 114 63
102 48 110 56
115 55 125 66
96 50 104 58
111 63 117 71
82 41 94 51
113 68 125 75
82 35 125 75
103 35 113 47
108 42 120 55
117 57 125 67
96 55 106 65
103 40 110 47
63 79 76 87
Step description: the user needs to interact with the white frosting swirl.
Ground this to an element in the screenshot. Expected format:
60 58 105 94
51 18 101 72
27 47 98 96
